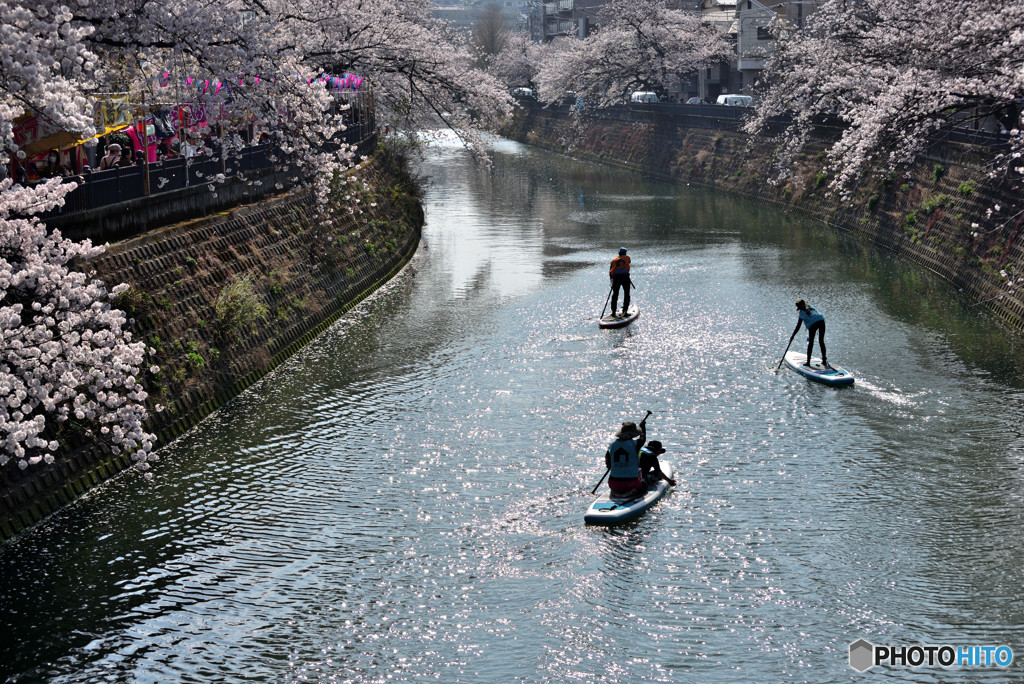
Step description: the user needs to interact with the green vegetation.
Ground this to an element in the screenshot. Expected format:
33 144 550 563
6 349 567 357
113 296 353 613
920 193 951 216
112 285 152 316
958 180 975 195
931 164 945 182
866 194 880 211
214 274 268 336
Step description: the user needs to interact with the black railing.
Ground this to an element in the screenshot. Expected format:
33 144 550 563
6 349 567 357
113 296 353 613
41 107 377 220
576 101 1013 150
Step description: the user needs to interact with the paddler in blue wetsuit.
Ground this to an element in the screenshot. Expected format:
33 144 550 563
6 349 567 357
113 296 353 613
609 247 631 317
605 418 647 497
790 299 829 367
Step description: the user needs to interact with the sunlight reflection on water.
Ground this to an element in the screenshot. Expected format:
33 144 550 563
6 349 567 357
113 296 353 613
2 137 1023 683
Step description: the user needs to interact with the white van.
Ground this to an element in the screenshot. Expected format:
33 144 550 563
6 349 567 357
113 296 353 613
511 87 534 99
630 91 659 103
716 94 753 107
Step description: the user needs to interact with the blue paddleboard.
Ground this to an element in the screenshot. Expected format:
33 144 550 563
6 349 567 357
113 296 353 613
783 350 854 386
584 462 673 525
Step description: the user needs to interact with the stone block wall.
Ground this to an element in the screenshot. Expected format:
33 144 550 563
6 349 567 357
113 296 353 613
0 151 423 541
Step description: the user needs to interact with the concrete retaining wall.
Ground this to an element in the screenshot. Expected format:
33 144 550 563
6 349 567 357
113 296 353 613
503 104 1024 334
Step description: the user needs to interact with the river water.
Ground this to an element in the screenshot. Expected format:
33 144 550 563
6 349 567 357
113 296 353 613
2 135 1023 682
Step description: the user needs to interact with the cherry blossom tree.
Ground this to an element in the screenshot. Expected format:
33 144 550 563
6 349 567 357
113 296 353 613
533 0 730 108
0 178 156 471
488 32 548 90
0 0 512 472
746 0 1024 192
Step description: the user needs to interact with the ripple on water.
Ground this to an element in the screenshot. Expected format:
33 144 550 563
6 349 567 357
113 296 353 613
4 139 1024 683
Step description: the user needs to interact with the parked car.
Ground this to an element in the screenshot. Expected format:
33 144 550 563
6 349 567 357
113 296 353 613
685 97 704 105
716 94 753 107
512 87 535 99
630 91 660 103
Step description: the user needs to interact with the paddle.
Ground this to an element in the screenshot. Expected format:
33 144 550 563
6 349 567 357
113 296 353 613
776 329 798 371
599 284 613 319
591 410 652 494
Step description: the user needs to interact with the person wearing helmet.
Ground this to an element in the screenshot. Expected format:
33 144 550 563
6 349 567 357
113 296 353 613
609 247 631 317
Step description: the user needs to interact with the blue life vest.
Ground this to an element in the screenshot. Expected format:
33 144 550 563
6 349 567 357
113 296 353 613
799 306 824 329
608 438 640 479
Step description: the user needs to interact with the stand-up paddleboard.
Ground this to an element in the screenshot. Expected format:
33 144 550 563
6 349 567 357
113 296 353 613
783 350 854 386
599 305 640 329
585 462 673 525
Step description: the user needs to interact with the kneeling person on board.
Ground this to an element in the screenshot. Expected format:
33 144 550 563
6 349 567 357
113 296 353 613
605 418 647 497
640 440 676 487
792 299 828 367
609 247 631 317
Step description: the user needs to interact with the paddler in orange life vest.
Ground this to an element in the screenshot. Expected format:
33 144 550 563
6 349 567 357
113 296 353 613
605 418 647 497
609 247 631 317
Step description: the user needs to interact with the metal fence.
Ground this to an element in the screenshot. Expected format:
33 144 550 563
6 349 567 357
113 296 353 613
589 102 1012 149
43 102 376 219
50 145 275 217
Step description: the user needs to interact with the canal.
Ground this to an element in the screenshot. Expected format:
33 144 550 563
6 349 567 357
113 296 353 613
1 134 1023 681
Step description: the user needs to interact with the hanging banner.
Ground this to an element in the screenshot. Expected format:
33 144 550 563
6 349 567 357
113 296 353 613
92 94 134 136
13 94 134 157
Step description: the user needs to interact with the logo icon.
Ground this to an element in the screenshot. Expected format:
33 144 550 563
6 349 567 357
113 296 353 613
849 639 874 672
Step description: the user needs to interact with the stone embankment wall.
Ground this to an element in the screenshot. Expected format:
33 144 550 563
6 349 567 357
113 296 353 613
0 150 423 541
503 105 1024 334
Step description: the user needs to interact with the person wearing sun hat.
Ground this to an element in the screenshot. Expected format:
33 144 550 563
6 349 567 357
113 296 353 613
605 417 648 497
639 440 676 487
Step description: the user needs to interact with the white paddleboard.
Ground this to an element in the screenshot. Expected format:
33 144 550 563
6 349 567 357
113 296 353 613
783 350 854 386
584 462 673 525
599 305 640 329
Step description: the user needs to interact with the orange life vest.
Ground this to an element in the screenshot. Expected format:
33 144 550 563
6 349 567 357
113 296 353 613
609 255 631 276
